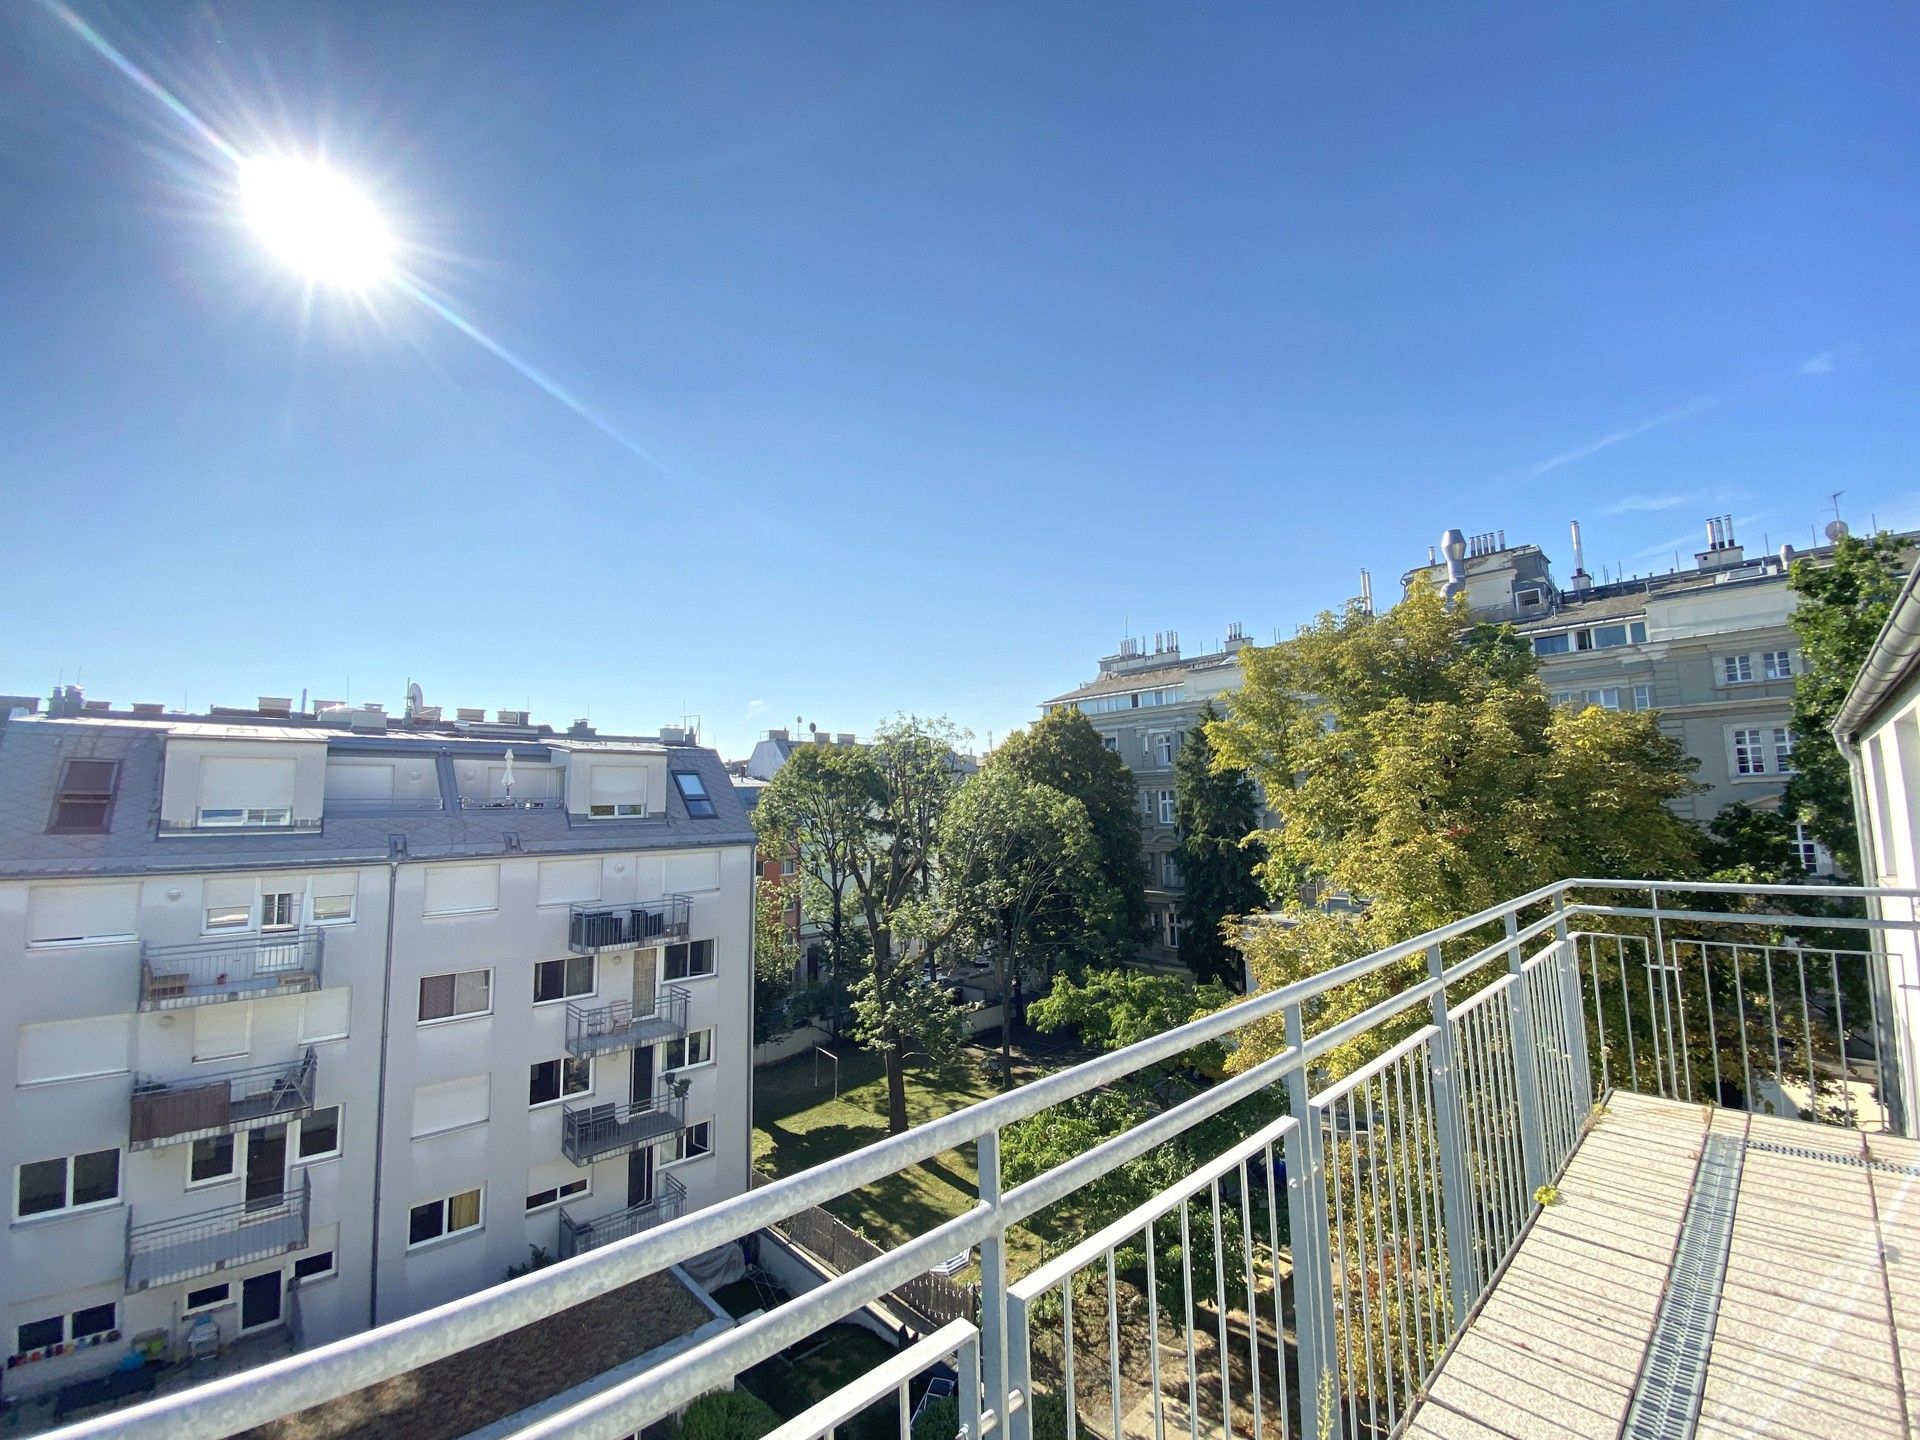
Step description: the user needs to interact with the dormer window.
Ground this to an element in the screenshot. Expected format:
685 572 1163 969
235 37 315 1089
195 756 297 828
48 759 119 834
586 765 647 819
674 771 717 818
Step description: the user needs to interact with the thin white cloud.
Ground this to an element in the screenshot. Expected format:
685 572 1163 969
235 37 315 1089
1602 493 1693 516
1800 352 1837 375
1524 395 1718 479
745 698 766 718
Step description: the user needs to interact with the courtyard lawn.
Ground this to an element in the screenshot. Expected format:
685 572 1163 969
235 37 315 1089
751 1043 1060 1278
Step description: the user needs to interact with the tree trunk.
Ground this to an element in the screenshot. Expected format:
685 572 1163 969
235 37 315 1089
886 1041 910 1133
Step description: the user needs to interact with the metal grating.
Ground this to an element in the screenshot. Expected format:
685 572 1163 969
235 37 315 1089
1744 1138 1920 1177
1622 1133 1745 1440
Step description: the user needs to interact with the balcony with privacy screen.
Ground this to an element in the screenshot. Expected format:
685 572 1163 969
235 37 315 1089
138 930 324 1010
566 895 692 955
128 1049 316 1151
46 879 1920 1440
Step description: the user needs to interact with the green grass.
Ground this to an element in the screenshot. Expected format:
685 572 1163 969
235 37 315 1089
739 1322 900 1437
752 1045 1057 1277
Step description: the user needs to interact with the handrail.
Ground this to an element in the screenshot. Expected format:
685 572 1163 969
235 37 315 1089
50 877 1917 1440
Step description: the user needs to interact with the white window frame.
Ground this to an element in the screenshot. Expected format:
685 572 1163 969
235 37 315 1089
311 892 354 924
14 1149 121 1221
16 1302 118 1357
1583 688 1622 711
196 807 293 829
204 903 251 931
528 1056 593 1110
1632 684 1653 711
187 1134 239 1189
181 1282 233 1316
1773 727 1795 774
1722 654 1755 684
663 940 716 982
261 891 298 931
664 1028 715 1073
1153 733 1175 766
666 1117 713 1168
532 955 596 1006
292 1249 338 1284
587 802 646 819
406 1187 484 1251
524 1175 591 1215
1762 650 1793 680
1157 790 1176 826
294 1106 343 1164
1791 822 1821 872
417 969 494 1026
1731 727 1767 776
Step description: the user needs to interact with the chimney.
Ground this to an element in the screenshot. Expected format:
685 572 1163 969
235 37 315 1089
495 709 528 726
456 708 486 723
835 732 857 746
1440 528 1468 602
813 730 831 745
766 728 789 742
47 685 84 718
1569 520 1591 592
131 702 165 717
1695 514 1745 570
258 696 293 717
81 699 111 713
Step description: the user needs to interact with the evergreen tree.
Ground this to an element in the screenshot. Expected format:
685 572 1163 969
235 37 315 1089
1173 701 1264 989
1784 531 1910 872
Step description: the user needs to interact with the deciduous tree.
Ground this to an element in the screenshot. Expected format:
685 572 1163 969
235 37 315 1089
1785 531 1910 871
1173 701 1264 989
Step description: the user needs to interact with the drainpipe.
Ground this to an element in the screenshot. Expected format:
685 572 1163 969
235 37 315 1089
368 856 401 1328
1841 733 1911 1136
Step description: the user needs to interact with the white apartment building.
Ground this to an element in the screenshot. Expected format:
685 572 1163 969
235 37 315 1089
0 690 755 1399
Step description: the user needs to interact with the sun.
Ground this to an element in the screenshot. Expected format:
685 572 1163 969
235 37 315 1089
238 154 396 290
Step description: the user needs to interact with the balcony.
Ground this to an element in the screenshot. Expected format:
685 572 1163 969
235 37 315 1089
74 878 1920 1440
564 987 690 1059
560 1089 686 1166
566 896 692 955
138 930 324 1010
129 1049 317 1151
554 1175 686 1260
125 1171 311 1291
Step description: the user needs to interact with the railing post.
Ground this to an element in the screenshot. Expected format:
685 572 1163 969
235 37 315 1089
959 1329 984 1440
1004 1291 1032 1440
976 1127 1010 1440
1423 943 1479 1325
1282 1000 1333 1433
1502 915 1550 1197
1553 891 1593 1117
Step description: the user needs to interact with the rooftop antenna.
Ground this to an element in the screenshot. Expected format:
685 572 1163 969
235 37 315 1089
1832 490 1846 524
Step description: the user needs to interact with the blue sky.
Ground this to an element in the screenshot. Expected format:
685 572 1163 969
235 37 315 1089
4 4 1917 759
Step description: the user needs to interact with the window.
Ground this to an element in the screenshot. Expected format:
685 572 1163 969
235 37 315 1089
1141 791 1153 817
189 1135 236 1185
534 955 596 1004
16 1149 119 1218
1532 633 1571 656
1154 733 1175 766
1792 823 1820 872
1763 650 1793 680
1102 736 1118 753
1592 624 1629 649
673 1119 712 1164
664 940 716 981
780 856 797 877
587 764 648 818
193 1004 250 1062
1630 621 1648 644
528 1057 591 1107
183 1283 231 1314
48 759 119 834
418 969 492 1023
16 1015 132 1084
296 1107 341 1162
1731 728 1766 776
197 807 294 828
525 1177 590 1213
205 902 251 930
1515 587 1545 609
1162 852 1180 887
664 1028 715 1071
1550 691 1576 707
292 1251 337 1282
15 1304 116 1357
412 1075 491 1137
1773 727 1795 773
408 1188 483 1248
423 864 499 916
27 883 138 945
1633 684 1653 711
1582 688 1622 711
1722 654 1754 684
673 771 718 818
261 891 297 930
537 858 602 906
1157 790 1175 825
299 989 351 1044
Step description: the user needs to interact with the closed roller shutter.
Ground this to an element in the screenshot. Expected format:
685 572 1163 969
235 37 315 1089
201 756 297 810
413 1075 490 1137
27 883 139 944
18 1015 132 1083
423 864 499 916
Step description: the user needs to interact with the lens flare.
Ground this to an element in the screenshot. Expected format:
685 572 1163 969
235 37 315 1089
239 155 395 289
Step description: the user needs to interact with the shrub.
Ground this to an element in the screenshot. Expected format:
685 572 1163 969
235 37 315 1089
672 1388 781 1440
911 1397 958 1440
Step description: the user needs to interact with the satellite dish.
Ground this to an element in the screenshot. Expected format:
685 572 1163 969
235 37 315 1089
1826 520 1850 543
808 722 818 734
407 681 424 715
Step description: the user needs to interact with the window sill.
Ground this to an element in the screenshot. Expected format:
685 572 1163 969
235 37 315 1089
411 1120 490 1142
660 1152 711 1171
664 1060 715 1076
292 1152 341 1167
11 1200 124 1227
416 1013 494 1030
406 1226 484 1256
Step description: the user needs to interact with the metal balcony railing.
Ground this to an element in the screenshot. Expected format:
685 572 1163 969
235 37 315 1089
139 930 324 1010
51 878 1920 1440
560 1089 686 1166
566 895 692 955
554 1175 687 1261
129 1049 317 1151
563 987 690 1059
157 817 322 834
457 793 565 811
125 1171 311 1292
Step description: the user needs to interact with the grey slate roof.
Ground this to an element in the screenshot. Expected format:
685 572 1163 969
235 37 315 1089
1044 648 1240 706
0 717 754 879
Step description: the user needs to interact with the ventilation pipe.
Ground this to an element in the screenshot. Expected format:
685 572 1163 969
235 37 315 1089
1570 520 1592 592
1440 528 1468 604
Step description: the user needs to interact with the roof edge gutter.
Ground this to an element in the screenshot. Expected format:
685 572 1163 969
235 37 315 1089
1833 563 1920 745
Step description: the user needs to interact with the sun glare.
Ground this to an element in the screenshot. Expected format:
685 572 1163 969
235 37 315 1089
238 154 395 290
